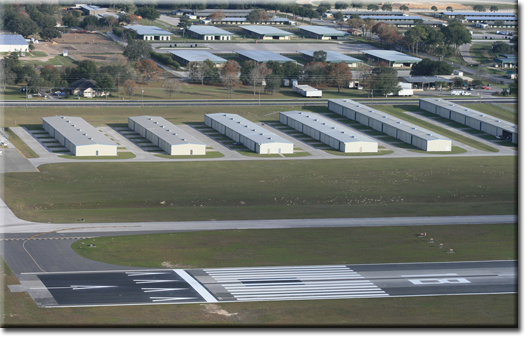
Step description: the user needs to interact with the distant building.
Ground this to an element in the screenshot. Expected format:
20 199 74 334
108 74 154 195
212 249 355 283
187 26 233 40
0 34 30 53
298 50 361 67
69 78 109 98
298 26 348 40
240 25 292 40
494 54 517 68
236 50 296 64
170 50 227 68
363 50 422 68
79 5 106 16
123 25 172 41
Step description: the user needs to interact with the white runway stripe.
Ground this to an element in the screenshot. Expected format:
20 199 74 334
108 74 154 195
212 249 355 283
203 265 389 301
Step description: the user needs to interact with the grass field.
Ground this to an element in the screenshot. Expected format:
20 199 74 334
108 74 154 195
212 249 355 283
72 224 516 269
2 156 517 223
463 103 517 124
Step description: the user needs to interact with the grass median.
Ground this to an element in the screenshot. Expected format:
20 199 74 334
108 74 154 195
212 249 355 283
2 156 517 223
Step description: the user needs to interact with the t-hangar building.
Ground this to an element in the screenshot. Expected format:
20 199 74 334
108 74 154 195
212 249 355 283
328 99 452 152
42 116 118 156
280 111 378 153
419 98 518 144
128 116 207 155
205 113 294 154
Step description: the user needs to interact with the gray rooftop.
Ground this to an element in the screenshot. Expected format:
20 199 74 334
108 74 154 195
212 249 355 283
170 50 227 63
123 25 172 36
298 50 361 63
329 99 451 141
240 25 293 36
221 17 247 21
298 26 347 36
441 12 516 17
401 76 453 83
129 116 206 146
42 116 117 147
363 50 422 63
205 113 293 145
188 25 233 36
0 34 29 46
465 16 518 21
420 98 517 134
281 111 378 144
360 15 424 20
236 50 295 63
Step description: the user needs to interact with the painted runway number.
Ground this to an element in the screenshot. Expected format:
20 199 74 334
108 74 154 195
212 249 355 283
408 277 471 285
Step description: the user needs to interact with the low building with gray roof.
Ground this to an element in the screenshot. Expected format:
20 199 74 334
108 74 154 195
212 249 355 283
170 50 227 67
42 116 118 156
123 25 173 41
236 50 295 64
298 50 361 67
328 99 452 152
363 50 422 68
419 98 517 144
187 25 233 40
280 111 378 153
0 34 29 53
298 26 347 40
205 113 294 154
240 25 292 40
128 116 206 155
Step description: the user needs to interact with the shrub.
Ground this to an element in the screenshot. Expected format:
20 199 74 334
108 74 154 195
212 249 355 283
150 51 180 70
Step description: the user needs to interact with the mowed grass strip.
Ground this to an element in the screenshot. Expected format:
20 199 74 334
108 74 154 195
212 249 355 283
72 224 516 269
2 255 516 326
371 105 500 152
463 103 517 124
2 156 517 223
4 128 39 158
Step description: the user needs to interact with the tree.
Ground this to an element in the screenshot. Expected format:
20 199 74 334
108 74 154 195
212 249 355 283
399 5 409 12
431 6 438 12
247 9 270 23
96 73 115 94
99 57 133 96
0 64 17 91
40 65 66 88
81 15 100 29
76 60 98 80
316 5 329 16
352 2 363 8
134 59 162 84
492 42 515 54
62 14 80 27
471 79 484 88
490 6 499 12
122 79 137 98
328 62 352 92
27 76 53 94
446 6 453 12
135 6 160 21
473 5 486 12
301 62 328 87
361 19 376 38
264 74 281 95
187 61 209 85
7 17 39 37
369 66 399 96
40 27 62 41
493 20 504 27
248 63 272 96
404 25 428 54
178 18 192 38
220 60 241 98
123 40 151 61
441 22 472 56
162 79 182 98
313 50 328 63
335 1 348 10
367 4 379 11
382 4 393 11
282 62 300 80
333 11 344 22
410 59 454 76
208 11 226 21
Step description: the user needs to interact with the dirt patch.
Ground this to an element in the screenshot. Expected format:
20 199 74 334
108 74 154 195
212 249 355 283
202 304 238 317
161 261 194 269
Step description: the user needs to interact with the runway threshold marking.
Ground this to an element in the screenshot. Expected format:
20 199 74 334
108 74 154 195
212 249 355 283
174 269 218 303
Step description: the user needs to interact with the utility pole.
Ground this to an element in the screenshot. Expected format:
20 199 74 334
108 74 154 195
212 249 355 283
141 88 144 106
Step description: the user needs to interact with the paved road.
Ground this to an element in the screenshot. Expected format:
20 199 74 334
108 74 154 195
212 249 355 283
15 260 516 308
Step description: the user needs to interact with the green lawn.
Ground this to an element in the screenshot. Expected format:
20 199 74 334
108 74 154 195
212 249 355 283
463 103 517 124
72 224 516 269
469 43 497 65
2 156 517 223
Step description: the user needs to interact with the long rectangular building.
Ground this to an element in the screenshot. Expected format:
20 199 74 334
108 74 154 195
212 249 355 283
363 50 422 68
298 50 361 67
419 98 517 144
187 26 233 40
298 26 347 40
236 50 295 64
205 113 294 154
128 116 206 155
42 116 118 156
328 99 452 152
280 111 378 153
123 25 172 41
240 25 292 40
170 50 227 67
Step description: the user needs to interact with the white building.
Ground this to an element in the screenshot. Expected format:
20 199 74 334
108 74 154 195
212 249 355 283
280 111 378 153
419 98 517 144
329 99 452 152
128 116 206 155
42 116 118 156
292 84 322 98
205 113 294 154
0 34 30 53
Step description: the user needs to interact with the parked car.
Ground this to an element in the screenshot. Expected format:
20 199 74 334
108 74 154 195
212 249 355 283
481 86 491 90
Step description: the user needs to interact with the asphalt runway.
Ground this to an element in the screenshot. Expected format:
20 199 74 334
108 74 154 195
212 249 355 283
19 260 516 308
